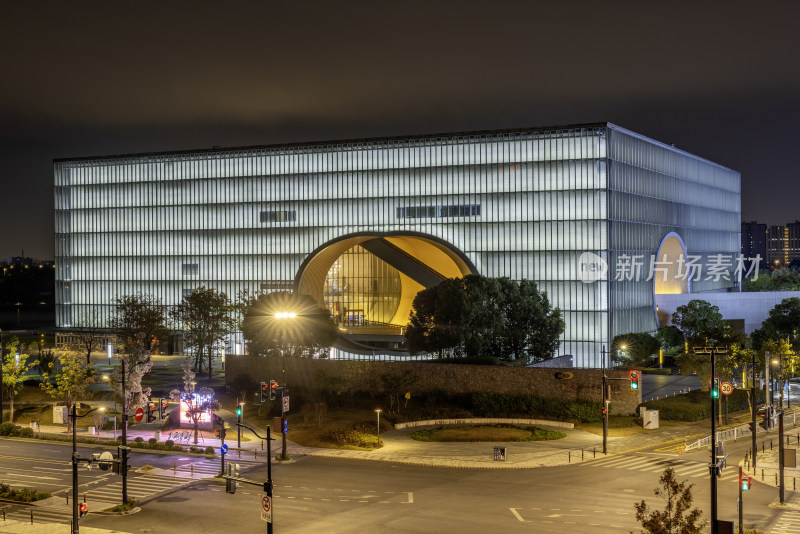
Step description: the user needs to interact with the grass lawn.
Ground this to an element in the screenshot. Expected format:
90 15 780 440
411 424 566 442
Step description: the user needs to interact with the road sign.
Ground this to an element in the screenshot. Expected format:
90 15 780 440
134 407 144 422
261 495 272 523
720 382 734 396
283 395 290 413
221 444 228 455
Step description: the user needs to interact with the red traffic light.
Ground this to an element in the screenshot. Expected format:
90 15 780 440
740 473 751 491
271 381 279 389
629 370 639 380
601 408 607 416
79 503 88 517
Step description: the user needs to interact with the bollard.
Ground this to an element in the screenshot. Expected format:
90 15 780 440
83 493 86 503
762 469 764 480
593 447 596 458
568 451 571 463
173 462 177 475
795 478 796 490
776 473 779 485
3 509 5 521
238 448 240 458
762 442 765 453
30 510 33 525
191 465 194 475
255 450 257 459
66 490 69 505
261 441 264 451
581 449 584 461
771 439 773 450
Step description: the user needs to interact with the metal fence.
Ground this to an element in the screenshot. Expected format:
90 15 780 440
684 409 799 452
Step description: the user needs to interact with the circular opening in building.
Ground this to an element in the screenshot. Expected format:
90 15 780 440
296 234 474 352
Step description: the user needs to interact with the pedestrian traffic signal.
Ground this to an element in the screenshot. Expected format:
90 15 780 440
711 378 720 399
629 370 639 390
79 503 88 517
269 380 278 401
740 473 751 491
260 381 268 403
160 398 169 419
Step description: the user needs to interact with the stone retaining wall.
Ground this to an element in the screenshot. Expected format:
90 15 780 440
226 356 641 415
394 418 575 430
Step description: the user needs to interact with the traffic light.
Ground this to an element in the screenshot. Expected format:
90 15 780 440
226 462 240 494
629 370 639 390
79 503 88 517
740 473 751 491
147 401 157 423
160 398 169 419
748 421 756 434
601 408 607 416
236 405 242 417
711 378 720 399
260 381 268 403
269 380 278 401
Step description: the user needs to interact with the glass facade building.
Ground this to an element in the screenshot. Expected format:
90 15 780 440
54 123 740 367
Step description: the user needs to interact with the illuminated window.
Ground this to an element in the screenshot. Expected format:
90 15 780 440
396 204 481 219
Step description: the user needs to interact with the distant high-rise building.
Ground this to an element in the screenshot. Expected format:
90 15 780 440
765 222 800 268
741 221 766 262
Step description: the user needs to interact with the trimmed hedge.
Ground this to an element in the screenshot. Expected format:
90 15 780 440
469 392 603 423
638 388 765 422
0 483 50 502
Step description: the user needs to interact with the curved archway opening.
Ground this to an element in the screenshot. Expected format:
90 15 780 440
296 233 473 349
654 232 690 295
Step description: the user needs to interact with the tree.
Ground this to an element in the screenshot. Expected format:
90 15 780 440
2 340 38 421
171 287 235 380
381 370 419 414
69 310 105 364
109 293 169 358
39 352 96 431
751 297 800 351
169 358 219 444
406 275 564 363
241 291 338 358
110 339 152 416
634 467 706 534
612 332 661 368
671 300 729 348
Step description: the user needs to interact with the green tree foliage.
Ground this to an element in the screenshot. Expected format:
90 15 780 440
171 287 235 380
656 326 684 350
612 332 661 367
2 340 37 421
671 300 744 388
634 467 706 534
746 267 800 292
39 352 96 431
109 293 169 358
406 275 564 363
169 358 220 444
751 297 800 351
240 291 338 358
69 310 105 364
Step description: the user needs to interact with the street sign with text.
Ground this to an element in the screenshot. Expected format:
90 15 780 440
283 396 290 413
720 382 734 396
261 495 272 522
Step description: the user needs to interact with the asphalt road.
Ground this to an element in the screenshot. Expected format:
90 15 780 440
83 442 789 533
0 434 795 533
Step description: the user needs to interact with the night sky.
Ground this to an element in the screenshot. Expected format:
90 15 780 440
2 1 799 260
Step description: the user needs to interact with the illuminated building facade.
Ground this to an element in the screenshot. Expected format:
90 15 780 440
54 123 740 367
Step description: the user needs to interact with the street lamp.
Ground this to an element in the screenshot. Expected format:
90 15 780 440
71 404 104 534
101 375 117 440
375 409 382 441
274 311 296 460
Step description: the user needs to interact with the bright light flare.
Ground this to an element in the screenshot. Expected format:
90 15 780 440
275 311 297 319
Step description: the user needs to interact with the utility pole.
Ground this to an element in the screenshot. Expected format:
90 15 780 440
602 345 608 455
752 350 757 469
738 465 743 534
694 345 727 534
780 409 785 504
71 404 79 534
121 359 128 505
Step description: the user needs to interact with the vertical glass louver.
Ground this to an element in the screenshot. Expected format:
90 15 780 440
54 123 739 367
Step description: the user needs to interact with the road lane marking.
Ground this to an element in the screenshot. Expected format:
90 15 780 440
405 492 413 504
509 509 531 522
3 473 59 480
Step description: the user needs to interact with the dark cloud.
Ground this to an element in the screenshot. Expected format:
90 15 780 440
1 1 799 258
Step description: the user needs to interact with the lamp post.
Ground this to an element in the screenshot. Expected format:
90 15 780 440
275 311 296 461
120 359 129 505
693 345 728 534
601 345 608 455
102 375 118 440
71 404 104 534
375 409 382 440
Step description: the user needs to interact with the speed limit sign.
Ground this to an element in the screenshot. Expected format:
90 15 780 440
720 382 734 396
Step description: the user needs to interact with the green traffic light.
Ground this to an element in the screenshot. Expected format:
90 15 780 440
236 407 242 416
631 383 639 390
711 390 719 399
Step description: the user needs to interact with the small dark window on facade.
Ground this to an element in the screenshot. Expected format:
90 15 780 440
182 263 199 276
260 210 297 223
396 204 481 219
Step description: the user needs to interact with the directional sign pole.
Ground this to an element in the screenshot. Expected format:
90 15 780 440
220 425 226 477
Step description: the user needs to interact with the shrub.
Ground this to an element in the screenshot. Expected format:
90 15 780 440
469 392 602 423
148 438 157 445
134 436 144 443
205 446 215 455
0 422 17 436
165 440 175 448
18 427 34 438
0 483 50 502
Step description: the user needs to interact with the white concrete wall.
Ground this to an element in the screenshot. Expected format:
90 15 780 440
655 291 800 333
